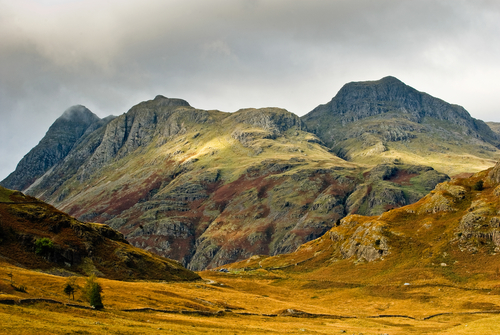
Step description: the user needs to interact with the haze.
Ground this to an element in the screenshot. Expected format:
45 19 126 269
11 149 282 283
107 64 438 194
1 0 500 180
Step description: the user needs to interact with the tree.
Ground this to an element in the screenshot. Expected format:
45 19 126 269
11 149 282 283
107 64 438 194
34 237 54 256
64 283 75 300
63 277 78 300
83 274 103 309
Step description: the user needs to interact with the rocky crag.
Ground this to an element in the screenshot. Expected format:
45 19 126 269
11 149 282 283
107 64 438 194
302 76 500 176
1 94 449 270
0 186 199 281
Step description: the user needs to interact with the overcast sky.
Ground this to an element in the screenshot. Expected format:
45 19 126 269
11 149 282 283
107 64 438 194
1 0 500 181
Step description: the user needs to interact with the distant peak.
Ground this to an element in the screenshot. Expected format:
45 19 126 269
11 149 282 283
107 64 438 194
343 76 405 88
152 95 191 107
379 75 403 83
59 105 100 124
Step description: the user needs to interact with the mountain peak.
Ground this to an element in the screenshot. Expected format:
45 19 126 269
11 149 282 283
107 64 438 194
59 105 99 124
0 105 104 191
152 95 191 107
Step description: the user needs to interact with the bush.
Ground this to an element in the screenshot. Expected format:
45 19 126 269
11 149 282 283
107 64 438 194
473 180 484 191
34 237 54 256
83 274 104 310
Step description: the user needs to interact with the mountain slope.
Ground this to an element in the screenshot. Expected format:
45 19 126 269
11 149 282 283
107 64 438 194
302 76 500 176
227 160 500 287
0 96 448 270
487 122 500 136
0 186 199 281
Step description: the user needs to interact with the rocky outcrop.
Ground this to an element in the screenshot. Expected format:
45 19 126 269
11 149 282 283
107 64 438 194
304 76 497 138
489 161 500 183
1 106 102 191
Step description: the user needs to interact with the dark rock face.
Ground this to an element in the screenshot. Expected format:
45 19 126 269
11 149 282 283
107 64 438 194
1 106 103 191
304 76 495 136
489 161 500 183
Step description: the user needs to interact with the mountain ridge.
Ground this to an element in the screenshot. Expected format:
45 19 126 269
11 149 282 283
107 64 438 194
2 76 499 269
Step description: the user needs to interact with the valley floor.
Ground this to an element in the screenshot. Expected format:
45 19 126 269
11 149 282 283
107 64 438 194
2 261 500 334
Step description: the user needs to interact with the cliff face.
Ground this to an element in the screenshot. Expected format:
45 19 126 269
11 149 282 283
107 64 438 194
0 94 449 270
302 76 500 176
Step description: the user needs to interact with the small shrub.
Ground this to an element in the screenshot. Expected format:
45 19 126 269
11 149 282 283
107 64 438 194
473 180 484 191
83 274 104 309
35 237 54 256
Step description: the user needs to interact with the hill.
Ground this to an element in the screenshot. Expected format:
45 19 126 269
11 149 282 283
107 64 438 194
0 186 199 281
1 96 448 270
302 76 500 176
226 160 500 289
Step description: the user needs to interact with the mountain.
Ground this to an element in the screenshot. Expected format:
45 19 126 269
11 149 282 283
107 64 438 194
1 106 112 191
226 160 500 286
0 185 199 281
302 76 500 176
0 95 448 270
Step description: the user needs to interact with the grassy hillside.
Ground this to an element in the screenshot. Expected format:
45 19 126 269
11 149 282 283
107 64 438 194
226 162 500 289
2 251 500 334
0 186 199 282
487 121 500 136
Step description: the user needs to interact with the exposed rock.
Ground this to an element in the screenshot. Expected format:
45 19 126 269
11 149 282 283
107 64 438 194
489 161 500 184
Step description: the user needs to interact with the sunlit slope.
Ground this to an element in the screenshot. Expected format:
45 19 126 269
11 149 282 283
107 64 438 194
302 76 500 176
0 186 199 281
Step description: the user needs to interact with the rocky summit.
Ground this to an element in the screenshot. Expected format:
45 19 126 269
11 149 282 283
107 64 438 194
302 76 500 176
2 77 499 270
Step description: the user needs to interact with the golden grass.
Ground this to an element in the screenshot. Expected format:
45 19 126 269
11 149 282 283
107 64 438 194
3 258 500 334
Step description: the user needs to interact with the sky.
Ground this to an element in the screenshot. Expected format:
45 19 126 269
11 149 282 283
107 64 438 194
1 0 500 181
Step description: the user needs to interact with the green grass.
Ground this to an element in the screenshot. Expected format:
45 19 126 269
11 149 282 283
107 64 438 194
0 186 14 202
